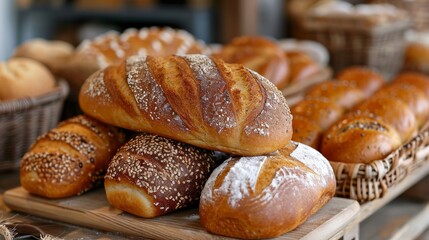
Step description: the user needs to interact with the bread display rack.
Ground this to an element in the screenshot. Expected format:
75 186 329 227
0 80 69 171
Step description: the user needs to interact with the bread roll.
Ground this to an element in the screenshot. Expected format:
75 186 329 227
336 66 385 97
292 115 323 149
79 54 293 156
403 42 429 73
321 115 402 164
0 58 56 100
375 83 429 126
61 27 205 95
393 72 429 97
214 36 290 89
105 133 216 218
20 115 126 198
199 141 336 239
304 81 365 109
286 50 321 85
350 95 418 141
291 97 344 130
13 39 74 75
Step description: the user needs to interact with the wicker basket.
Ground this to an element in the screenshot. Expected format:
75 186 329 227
0 80 69 171
301 14 411 79
330 124 429 203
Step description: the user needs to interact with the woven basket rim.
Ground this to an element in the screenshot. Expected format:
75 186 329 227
0 79 69 115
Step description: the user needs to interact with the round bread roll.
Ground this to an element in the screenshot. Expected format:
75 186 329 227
291 97 344 130
403 42 429 73
286 50 321 85
321 115 402 164
351 95 418 141
20 115 126 198
214 36 290 89
199 141 336 239
376 83 429 126
13 38 74 74
292 115 323 149
0 58 56 100
393 72 429 97
336 66 385 97
304 81 365 109
105 133 216 218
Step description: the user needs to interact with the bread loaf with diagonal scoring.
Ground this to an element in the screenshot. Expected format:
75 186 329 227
20 115 126 198
79 54 293 156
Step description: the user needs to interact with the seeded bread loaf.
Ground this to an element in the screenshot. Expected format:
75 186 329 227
105 133 216 218
336 66 385 98
20 115 125 198
79 54 293 156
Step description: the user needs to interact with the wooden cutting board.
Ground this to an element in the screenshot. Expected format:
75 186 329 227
3 187 359 240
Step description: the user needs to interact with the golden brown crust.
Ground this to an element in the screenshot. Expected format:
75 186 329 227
79 55 293 156
20 115 125 198
0 58 56 100
336 66 385 97
286 50 321 85
304 81 365 109
393 72 429 97
321 115 402 164
199 141 336 239
105 133 216 218
60 27 205 96
291 97 344 130
375 83 429 127
13 39 74 75
214 36 290 89
292 115 323 149
350 95 418 142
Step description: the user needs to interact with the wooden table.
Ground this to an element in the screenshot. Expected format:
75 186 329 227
0 170 360 240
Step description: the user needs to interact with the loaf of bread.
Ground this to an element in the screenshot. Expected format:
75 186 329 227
199 141 336 239
214 36 290 89
79 54 293 156
321 115 402 164
20 115 126 198
393 72 429 97
291 97 344 130
375 83 429 126
13 39 74 75
286 50 321 85
61 27 206 95
105 133 216 218
350 95 418 142
292 115 323 149
336 66 385 98
304 81 365 109
0 58 56 100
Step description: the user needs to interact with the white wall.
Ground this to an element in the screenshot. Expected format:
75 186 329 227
0 0 16 60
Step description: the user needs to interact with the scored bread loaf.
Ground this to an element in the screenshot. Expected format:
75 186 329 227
61 27 206 96
214 36 290 89
79 54 293 156
199 141 336 239
105 133 216 218
321 115 402 164
20 115 126 198
349 95 418 142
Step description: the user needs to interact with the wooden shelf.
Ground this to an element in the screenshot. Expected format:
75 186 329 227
361 198 429 240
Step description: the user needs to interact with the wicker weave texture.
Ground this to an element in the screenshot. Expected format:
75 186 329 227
302 16 410 79
330 126 429 203
0 80 69 171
